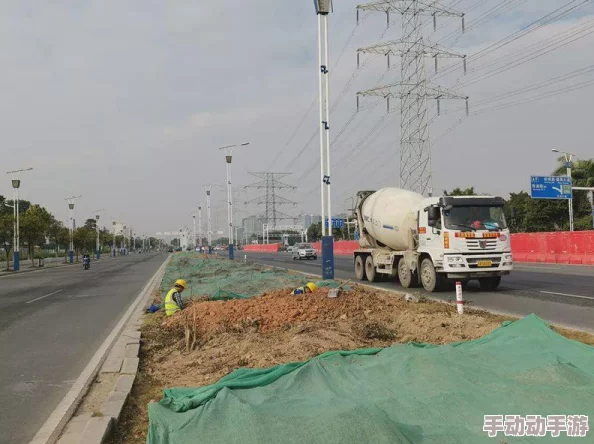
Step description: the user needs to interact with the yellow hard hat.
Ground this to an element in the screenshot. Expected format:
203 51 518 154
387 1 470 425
306 282 317 292
175 279 187 289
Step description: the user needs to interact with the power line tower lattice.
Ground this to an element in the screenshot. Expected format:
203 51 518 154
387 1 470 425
356 0 469 195
244 173 297 229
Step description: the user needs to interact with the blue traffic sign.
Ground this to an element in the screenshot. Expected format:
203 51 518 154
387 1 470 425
530 176 572 199
325 218 344 229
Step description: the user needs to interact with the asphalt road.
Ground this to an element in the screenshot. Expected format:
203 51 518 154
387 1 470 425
0 253 167 444
244 252 594 333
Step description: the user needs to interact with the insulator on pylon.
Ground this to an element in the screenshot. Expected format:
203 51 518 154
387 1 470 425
386 11 390 27
356 95 360 110
434 56 438 74
437 99 441 116
387 54 390 69
463 56 467 75
462 15 465 33
356 9 359 25
357 52 360 68
387 97 390 113
433 14 437 32
465 99 469 116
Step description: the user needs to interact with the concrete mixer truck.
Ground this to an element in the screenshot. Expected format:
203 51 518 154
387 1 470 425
353 188 513 292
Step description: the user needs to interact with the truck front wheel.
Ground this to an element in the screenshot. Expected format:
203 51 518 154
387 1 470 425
354 255 366 280
479 276 501 291
420 258 440 292
398 258 413 288
365 256 376 283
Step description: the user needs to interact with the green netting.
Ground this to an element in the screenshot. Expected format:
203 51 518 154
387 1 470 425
160 253 325 300
147 315 594 444
209 289 251 301
315 280 352 291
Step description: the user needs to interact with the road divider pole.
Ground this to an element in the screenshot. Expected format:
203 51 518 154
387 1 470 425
456 281 464 314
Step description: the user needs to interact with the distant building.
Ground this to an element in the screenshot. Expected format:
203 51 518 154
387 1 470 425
242 216 266 236
113 222 124 236
303 214 322 230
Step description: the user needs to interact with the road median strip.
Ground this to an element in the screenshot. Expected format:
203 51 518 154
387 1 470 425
65 252 594 444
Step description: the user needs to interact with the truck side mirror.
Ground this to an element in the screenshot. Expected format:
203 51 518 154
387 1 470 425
427 206 439 227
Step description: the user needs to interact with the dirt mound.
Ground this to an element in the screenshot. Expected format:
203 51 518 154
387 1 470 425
164 285 499 342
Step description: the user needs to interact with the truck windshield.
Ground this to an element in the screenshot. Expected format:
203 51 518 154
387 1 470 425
443 206 507 231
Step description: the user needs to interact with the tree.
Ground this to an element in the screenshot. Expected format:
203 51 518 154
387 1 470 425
552 157 594 230
553 158 594 187
307 222 323 242
84 218 97 230
504 191 569 233
73 226 96 256
0 213 14 270
20 205 53 265
444 187 476 196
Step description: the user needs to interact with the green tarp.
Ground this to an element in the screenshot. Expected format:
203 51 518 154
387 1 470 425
147 315 594 443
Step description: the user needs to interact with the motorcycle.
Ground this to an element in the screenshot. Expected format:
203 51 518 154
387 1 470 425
83 256 90 270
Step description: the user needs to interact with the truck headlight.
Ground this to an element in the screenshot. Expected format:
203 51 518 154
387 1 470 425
447 256 463 263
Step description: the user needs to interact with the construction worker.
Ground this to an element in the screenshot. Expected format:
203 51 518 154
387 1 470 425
165 279 187 316
292 282 317 295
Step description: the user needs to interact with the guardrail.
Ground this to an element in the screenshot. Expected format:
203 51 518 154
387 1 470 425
243 243 281 253
305 233 594 265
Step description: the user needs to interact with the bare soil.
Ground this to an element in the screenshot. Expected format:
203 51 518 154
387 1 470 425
107 285 594 444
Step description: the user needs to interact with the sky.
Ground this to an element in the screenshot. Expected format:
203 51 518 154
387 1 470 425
1 0 593 236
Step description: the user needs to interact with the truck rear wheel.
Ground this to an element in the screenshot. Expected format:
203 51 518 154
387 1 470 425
479 276 501 291
397 258 413 288
354 255 366 281
420 258 440 292
365 256 376 283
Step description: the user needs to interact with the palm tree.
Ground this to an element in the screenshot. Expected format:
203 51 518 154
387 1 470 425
553 157 594 230
553 157 594 187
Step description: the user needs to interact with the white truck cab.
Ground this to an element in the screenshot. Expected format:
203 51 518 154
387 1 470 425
417 195 513 291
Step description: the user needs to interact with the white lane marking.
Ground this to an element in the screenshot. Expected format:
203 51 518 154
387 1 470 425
26 289 64 304
540 291 594 301
515 265 562 270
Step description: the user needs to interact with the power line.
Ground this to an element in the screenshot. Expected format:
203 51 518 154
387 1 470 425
431 0 589 82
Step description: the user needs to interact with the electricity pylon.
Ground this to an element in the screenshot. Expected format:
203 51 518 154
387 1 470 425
357 0 469 195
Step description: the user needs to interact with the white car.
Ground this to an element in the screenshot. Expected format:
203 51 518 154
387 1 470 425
292 243 317 260
287 246 295 253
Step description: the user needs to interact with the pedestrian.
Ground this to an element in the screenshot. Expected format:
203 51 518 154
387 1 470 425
164 279 187 316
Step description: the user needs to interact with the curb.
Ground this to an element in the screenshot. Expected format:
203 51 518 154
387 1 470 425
29 255 170 444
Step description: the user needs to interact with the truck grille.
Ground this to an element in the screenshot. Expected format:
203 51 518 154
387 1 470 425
466 239 497 251
466 257 501 269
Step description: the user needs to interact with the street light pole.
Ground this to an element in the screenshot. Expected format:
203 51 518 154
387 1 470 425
112 221 117 256
192 213 197 251
552 149 576 232
65 195 82 263
6 167 33 271
314 0 334 279
198 203 203 250
204 185 213 253
93 209 105 260
219 142 249 260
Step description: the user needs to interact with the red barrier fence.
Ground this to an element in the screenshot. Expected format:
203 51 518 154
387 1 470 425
309 233 594 265
511 232 594 265
243 243 281 253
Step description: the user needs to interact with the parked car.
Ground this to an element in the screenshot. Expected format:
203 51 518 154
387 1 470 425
292 243 317 260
